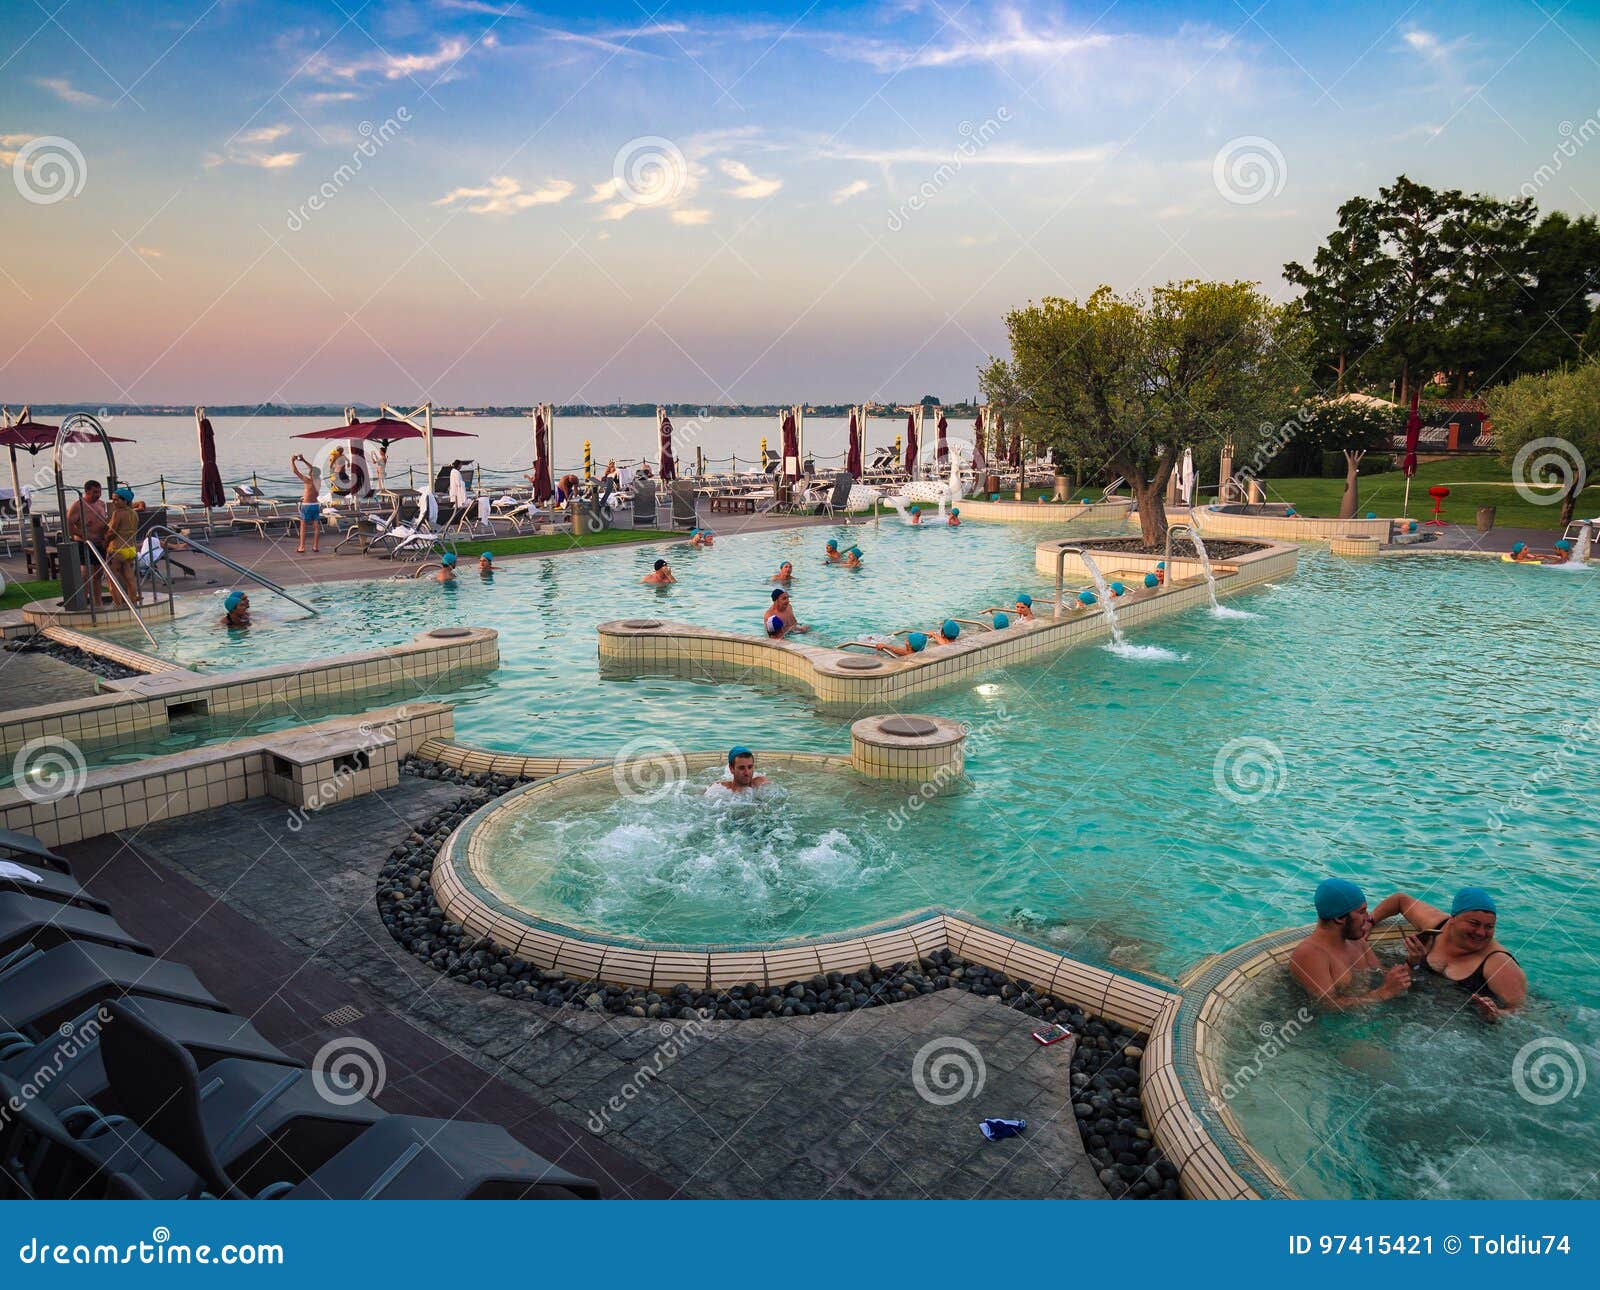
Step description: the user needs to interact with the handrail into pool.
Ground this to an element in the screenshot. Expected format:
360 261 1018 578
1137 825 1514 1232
1051 544 1085 618
147 524 319 616
1165 521 1195 571
80 539 158 648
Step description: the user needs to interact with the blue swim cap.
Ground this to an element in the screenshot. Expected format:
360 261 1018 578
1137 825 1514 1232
224 591 243 612
772 588 786 601
826 539 838 550
1409 521 1418 532
1285 506 1296 516
1017 593 1032 607
993 613 1009 630
910 504 921 514
727 745 752 766
114 486 134 502
1314 878 1366 920
848 546 862 558
441 552 457 566
767 614 785 635
951 508 959 516
1512 542 1526 554
1110 581 1126 596
1366 512 1376 519
1144 572 1158 588
1556 539 1573 551
1077 590 1096 605
480 550 493 561
990 492 1000 501
1156 561 1166 569
906 632 928 652
941 619 959 639
1451 887 1497 917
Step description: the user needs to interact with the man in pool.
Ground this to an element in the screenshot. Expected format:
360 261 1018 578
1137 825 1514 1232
908 504 923 525
642 558 675 585
766 588 808 638
715 746 770 793
410 552 457 582
930 618 960 645
1289 878 1412 1010
1369 887 1525 1019
840 545 864 568
478 551 495 577
823 538 844 563
220 590 251 628
947 506 961 527
771 561 794 583
290 453 321 553
844 630 927 657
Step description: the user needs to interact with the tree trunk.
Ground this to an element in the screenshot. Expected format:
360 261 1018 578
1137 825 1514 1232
1335 353 1346 395
1561 483 1580 527
1136 480 1168 548
1339 449 1364 519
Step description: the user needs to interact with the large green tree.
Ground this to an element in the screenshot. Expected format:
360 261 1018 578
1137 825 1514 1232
995 280 1301 547
1485 364 1600 525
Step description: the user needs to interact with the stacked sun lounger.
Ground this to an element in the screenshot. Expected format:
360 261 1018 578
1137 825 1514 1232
0 829 598 1201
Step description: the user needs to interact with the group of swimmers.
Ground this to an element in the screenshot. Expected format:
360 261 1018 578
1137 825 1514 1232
904 504 960 527
1506 539 1577 564
1290 878 1525 1019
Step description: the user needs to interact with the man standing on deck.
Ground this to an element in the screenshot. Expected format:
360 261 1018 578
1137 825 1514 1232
65 479 107 604
1289 879 1411 1010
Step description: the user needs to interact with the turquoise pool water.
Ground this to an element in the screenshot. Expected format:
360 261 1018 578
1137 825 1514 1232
83 524 1600 1198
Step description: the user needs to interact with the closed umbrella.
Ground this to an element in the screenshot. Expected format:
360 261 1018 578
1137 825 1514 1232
903 411 918 475
659 412 676 480
935 412 948 468
846 408 862 478
531 408 553 503
781 411 799 482
1179 447 1195 506
1010 419 1022 469
973 412 986 471
195 407 226 511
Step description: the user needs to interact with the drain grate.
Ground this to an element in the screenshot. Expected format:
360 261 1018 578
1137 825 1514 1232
320 1004 364 1027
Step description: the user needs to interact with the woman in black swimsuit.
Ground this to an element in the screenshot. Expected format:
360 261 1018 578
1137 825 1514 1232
1370 887 1526 1019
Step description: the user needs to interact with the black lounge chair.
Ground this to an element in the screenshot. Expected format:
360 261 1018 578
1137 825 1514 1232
0 827 71 876
0 892 150 959
0 1073 154 1200
97 1005 386 1195
0 942 224 1042
670 479 698 529
100 1002 600 1200
631 478 658 526
1 995 295 1120
0 861 110 913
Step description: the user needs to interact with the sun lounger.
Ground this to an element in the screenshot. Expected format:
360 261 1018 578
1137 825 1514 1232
0 893 151 959
631 479 658 526
0 942 225 1043
0 1072 163 1199
0 861 110 914
0 829 71 875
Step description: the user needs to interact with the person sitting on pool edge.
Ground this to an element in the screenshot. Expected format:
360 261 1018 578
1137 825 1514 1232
1369 887 1525 1019
642 558 675 585
765 588 808 638
772 561 794 583
1289 878 1412 1010
478 551 495 577
715 746 769 793
220 590 251 628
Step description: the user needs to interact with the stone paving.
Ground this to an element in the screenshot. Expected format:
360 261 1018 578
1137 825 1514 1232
123 779 1105 1198
0 645 102 711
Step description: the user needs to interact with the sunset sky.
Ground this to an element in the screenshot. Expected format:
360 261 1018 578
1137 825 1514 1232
2 0 1597 405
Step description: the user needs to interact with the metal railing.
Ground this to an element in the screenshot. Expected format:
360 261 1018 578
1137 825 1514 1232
145 525 319 616
1165 523 1195 569
1052 545 1085 619
78 540 158 648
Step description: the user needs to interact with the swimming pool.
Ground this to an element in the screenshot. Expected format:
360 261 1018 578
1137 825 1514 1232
84 523 1600 1199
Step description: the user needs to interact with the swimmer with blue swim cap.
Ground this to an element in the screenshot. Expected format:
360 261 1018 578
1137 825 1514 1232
221 590 251 628
478 550 494 576
716 745 769 792
413 551 458 582
1290 878 1413 1010
841 545 864 568
824 538 843 563
1370 886 1526 1018
933 619 960 644
983 592 1034 621
947 507 960 527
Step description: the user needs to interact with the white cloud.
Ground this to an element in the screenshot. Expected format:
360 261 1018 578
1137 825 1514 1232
598 200 637 221
820 141 1109 168
308 34 492 82
304 90 361 105
670 207 712 225
434 175 574 214
586 177 620 203
1400 28 1464 62
211 124 302 169
36 77 107 108
0 133 32 165
831 179 870 204
720 157 781 199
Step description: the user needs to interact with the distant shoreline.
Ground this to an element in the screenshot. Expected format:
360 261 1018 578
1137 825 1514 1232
11 403 981 419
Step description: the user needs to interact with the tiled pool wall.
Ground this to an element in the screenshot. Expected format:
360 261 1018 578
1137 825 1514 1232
0 627 498 764
952 498 1134 525
1139 925 1410 1200
1187 507 1394 543
600 539 1296 710
431 755 1177 1027
0 701 454 847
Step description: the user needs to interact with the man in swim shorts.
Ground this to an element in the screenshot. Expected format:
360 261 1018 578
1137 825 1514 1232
1289 878 1412 1010
221 590 251 628
716 746 770 793
291 453 322 553
1370 886 1525 1019
642 558 676 585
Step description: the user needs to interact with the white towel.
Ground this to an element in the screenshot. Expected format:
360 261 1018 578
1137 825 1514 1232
0 861 43 883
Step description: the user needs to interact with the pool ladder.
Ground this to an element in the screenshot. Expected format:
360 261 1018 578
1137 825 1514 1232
146 525 319 617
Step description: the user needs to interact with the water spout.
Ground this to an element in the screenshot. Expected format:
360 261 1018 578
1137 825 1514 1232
1078 550 1125 647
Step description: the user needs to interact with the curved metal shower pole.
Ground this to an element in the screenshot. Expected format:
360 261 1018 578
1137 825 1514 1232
51 413 119 612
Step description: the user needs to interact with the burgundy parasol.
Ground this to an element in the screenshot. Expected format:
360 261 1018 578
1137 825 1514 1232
1401 390 1421 478
196 412 226 508
659 414 677 480
904 411 918 474
935 413 948 468
531 409 553 503
781 411 799 482
1010 425 1022 468
293 416 477 451
0 422 135 452
846 409 862 478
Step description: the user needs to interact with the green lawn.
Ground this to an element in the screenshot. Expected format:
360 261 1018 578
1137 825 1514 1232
456 528 679 558
0 578 58 611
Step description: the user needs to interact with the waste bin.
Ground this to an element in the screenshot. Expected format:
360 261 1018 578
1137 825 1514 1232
570 500 592 537
985 473 1000 495
1476 505 1495 532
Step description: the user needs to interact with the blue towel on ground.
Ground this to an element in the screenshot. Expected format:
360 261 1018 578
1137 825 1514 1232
980 1118 1026 1141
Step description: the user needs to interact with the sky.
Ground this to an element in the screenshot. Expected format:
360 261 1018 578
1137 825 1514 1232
1 0 1598 405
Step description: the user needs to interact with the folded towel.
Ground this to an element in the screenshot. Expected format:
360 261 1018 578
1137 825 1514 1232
979 1117 1026 1142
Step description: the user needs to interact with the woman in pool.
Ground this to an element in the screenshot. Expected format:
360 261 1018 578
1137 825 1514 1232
689 528 715 548
840 546 863 568
220 590 251 628
1371 887 1526 1019
411 552 457 583
908 504 923 525
642 558 675 585
478 551 495 577
984 593 1034 620
771 561 794 583
947 507 960 527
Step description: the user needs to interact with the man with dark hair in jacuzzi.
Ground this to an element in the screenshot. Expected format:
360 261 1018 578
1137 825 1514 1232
1289 878 1411 1011
716 747 769 794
